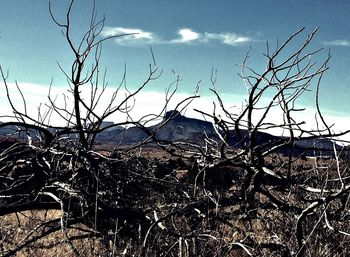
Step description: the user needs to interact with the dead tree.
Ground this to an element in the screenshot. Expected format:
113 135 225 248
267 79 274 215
190 28 350 256
0 1 198 256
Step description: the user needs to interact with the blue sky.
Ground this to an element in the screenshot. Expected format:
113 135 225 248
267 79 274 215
0 0 350 120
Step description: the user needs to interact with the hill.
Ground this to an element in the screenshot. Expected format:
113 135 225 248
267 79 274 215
0 111 340 156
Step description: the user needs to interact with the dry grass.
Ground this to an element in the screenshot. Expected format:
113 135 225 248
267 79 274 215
0 210 107 257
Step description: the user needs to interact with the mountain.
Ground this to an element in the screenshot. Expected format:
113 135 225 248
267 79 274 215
0 111 341 156
111 110 340 156
112 110 216 145
94 122 124 142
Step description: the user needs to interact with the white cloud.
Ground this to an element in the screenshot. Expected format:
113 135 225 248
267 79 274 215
101 26 252 46
323 39 350 47
205 32 251 45
1 82 350 143
171 29 252 45
101 26 158 45
172 28 201 43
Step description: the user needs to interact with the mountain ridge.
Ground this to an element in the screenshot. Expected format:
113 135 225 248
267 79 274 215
0 111 340 156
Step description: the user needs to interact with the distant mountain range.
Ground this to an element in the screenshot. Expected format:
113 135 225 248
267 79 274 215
0 111 341 156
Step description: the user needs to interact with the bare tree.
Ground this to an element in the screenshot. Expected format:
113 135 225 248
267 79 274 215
0 1 198 256
189 28 350 256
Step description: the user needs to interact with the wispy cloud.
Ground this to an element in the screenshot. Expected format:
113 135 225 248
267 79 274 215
101 27 158 45
171 28 252 45
101 26 252 46
204 32 251 45
323 39 350 47
2 82 350 142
